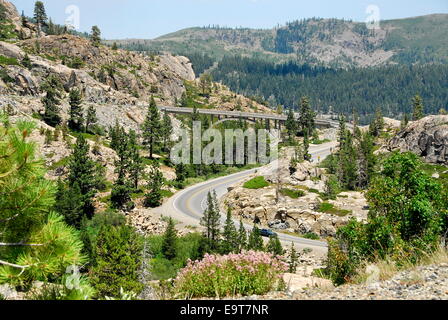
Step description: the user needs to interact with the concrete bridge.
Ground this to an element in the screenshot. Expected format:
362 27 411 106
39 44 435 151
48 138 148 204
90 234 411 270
158 106 340 129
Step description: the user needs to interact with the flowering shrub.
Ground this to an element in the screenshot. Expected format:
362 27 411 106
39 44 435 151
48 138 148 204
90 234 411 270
174 251 288 298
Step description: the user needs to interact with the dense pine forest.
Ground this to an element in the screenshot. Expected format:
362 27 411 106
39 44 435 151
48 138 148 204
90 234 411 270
207 55 448 123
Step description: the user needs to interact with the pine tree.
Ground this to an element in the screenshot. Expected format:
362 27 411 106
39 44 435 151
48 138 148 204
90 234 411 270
288 243 299 273
68 88 84 131
412 94 424 121
161 217 177 260
356 131 376 189
90 26 101 47
199 73 213 96
285 108 297 142
127 130 143 191
298 96 315 136
0 117 84 286
142 96 161 159
200 191 221 250
238 220 247 252
90 225 143 298
369 107 384 137
175 162 188 185
109 120 122 152
267 234 284 256
161 111 173 153
112 42 118 50
303 129 311 161
338 114 347 146
248 225 264 251
221 207 238 254
337 131 358 190
54 180 84 228
143 163 164 208
41 75 63 127
33 1 47 38
111 127 133 210
85 105 98 134
67 135 97 221
21 53 32 69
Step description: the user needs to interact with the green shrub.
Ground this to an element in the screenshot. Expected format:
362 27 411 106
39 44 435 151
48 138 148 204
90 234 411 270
175 251 288 298
280 188 305 199
325 152 448 285
317 202 351 217
303 232 320 240
89 225 143 298
0 55 19 66
243 176 269 189
0 68 14 83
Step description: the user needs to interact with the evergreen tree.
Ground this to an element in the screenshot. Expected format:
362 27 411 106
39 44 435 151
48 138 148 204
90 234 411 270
200 191 221 250
238 220 247 252
356 131 376 189
33 1 47 38
221 207 238 254
285 108 297 142
127 130 143 191
66 135 97 222
111 132 133 211
85 105 98 134
143 163 164 208
68 88 84 131
90 225 143 298
161 111 173 153
336 131 358 190
298 96 315 136
111 42 118 50
90 26 101 47
54 180 84 228
303 129 311 161
369 107 384 137
142 96 161 159
412 94 425 121
41 75 63 127
109 120 122 152
338 114 347 145
175 162 188 185
0 117 84 286
199 73 213 96
21 53 32 69
247 225 264 251
266 234 284 256
161 217 178 260
288 243 299 273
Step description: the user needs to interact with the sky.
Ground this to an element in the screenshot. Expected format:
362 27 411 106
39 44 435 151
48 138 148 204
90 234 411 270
9 0 448 40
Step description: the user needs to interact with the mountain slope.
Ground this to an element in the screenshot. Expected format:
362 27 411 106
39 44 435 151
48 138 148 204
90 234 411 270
114 14 448 69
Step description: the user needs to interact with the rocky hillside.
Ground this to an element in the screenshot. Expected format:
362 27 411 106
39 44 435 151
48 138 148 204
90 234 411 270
115 14 448 68
388 115 448 166
222 145 368 238
0 0 38 39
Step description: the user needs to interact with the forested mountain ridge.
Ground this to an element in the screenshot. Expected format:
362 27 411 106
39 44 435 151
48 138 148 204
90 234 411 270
114 14 448 68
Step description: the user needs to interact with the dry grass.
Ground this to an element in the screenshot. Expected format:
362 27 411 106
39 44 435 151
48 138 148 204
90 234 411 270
353 246 448 284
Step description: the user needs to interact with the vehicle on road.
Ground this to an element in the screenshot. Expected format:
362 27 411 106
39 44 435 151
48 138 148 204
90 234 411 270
260 229 277 238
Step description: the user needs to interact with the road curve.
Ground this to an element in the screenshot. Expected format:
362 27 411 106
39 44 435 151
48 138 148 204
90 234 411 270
155 142 338 253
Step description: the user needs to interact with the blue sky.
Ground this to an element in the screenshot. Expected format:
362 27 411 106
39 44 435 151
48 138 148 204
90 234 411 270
10 0 448 39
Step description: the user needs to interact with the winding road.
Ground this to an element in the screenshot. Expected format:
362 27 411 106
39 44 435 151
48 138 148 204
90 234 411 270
155 142 338 254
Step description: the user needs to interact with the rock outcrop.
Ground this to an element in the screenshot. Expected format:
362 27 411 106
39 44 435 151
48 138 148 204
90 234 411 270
0 0 38 39
222 148 368 238
388 115 448 165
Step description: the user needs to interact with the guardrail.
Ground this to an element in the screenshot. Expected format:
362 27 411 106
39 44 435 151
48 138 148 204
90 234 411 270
158 106 342 128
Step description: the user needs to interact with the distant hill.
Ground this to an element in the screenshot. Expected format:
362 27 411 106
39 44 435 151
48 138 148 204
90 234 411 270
112 14 448 70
